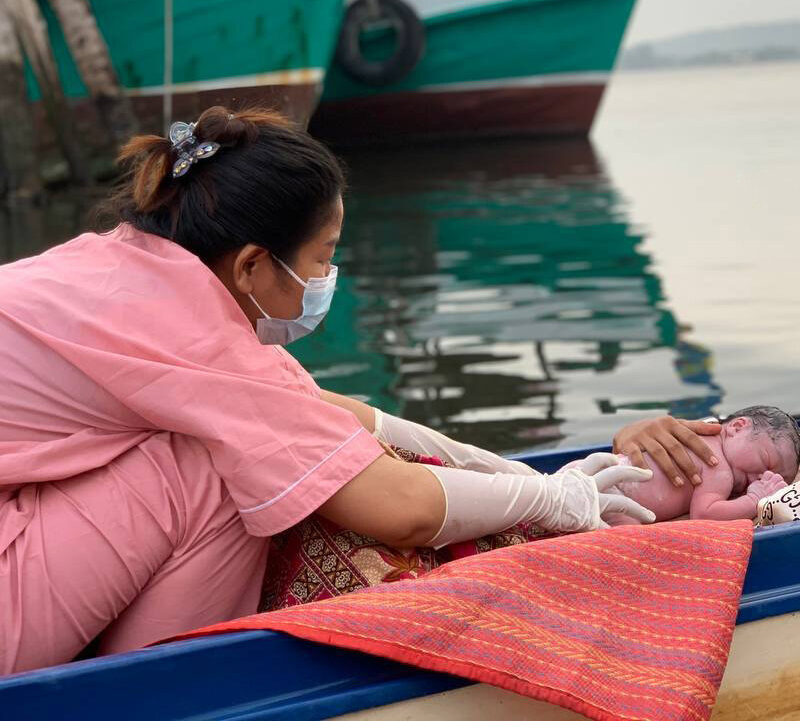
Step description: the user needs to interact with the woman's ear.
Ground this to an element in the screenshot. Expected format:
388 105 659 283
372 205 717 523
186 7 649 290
231 244 271 295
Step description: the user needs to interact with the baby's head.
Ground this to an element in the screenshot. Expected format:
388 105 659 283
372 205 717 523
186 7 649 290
720 405 800 484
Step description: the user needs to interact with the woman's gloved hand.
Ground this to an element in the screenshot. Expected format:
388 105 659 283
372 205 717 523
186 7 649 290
613 416 721 488
425 452 654 548
574 453 657 529
374 409 537 476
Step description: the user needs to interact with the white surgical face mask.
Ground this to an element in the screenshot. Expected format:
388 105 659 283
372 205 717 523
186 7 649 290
249 257 338 345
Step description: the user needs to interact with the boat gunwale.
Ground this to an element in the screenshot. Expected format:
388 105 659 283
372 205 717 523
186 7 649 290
2 441 799 719
420 0 607 30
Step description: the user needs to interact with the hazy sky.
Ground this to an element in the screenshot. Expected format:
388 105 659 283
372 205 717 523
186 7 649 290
623 0 800 45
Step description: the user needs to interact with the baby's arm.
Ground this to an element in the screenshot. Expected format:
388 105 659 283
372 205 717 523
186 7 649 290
690 470 786 521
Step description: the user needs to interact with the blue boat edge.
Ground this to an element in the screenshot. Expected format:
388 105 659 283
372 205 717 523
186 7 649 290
3 444 799 721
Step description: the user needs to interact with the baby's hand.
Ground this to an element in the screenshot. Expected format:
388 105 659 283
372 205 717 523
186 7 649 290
747 471 788 500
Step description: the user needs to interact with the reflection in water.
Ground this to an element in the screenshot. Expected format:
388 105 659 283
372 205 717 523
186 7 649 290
294 139 723 452
0 139 724 454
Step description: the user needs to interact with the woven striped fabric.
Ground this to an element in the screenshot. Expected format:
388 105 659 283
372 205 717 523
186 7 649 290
165 520 753 721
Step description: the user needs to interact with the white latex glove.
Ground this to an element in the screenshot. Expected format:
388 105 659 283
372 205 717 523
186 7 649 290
579 453 657 529
425 452 655 548
374 408 536 476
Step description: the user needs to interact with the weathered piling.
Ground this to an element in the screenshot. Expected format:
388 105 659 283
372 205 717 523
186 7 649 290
48 0 138 147
0 4 41 199
7 0 90 186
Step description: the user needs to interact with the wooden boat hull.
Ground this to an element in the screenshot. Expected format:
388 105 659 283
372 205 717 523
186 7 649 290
312 0 636 144
27 0 342 148
2 444 799 720
312 77 608 144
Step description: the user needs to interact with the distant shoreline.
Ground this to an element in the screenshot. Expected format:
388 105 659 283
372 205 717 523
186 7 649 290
619 19 800 73
616 56 800 74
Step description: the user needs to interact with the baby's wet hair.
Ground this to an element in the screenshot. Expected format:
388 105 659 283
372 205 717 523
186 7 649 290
723 405 800 467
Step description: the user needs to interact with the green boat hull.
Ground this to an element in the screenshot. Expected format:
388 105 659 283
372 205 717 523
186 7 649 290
311 0 636 143
28 0 344 134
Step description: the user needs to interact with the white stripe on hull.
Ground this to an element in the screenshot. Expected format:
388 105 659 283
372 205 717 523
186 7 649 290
125 67 325 98
419 71 610 94
408 0 512 20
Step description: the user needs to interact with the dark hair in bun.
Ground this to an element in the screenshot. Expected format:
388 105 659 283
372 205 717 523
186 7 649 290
95 106 345 265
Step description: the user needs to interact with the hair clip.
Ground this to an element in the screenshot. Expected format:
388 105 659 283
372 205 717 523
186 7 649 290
169 121 196 148
169 120 220 178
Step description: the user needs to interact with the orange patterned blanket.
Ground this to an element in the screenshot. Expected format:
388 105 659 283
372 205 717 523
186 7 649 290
164 519 752 721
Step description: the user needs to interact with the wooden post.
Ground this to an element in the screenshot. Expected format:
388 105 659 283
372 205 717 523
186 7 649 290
0 4 41 198
163 0 173 136
48 0 138 147
7 0 90 185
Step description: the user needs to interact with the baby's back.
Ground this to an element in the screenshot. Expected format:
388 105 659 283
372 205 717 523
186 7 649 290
616 439 725 521
617 462 693 521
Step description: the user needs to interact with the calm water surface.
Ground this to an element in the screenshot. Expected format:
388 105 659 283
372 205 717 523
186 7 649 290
2 62 798 454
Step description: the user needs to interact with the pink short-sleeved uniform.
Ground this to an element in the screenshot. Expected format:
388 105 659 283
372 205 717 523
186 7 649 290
0 224 384 674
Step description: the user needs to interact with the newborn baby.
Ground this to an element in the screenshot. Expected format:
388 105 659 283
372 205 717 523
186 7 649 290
599 406 800 524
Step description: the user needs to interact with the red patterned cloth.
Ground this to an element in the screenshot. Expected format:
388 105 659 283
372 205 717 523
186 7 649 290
261 513 550 610
166 519 753 721
261 446 552 611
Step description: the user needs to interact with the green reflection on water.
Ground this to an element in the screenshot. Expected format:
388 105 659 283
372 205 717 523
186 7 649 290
289 139 722 452
0 138 723 453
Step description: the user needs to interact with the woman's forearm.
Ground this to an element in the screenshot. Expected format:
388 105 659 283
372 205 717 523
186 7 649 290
374 409 536 476
319 391 533 475
317 454 445 547
318 452 654 549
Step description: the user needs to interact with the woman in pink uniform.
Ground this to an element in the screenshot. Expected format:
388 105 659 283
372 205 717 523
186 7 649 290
0 107 715 675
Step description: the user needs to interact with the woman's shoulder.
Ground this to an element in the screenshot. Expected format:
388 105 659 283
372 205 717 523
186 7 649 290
9 223 218 294
0 223 251 355
271 346 321 398
2 224 184 274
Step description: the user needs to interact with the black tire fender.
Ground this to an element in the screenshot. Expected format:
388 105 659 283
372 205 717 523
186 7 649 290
335 0 426 86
